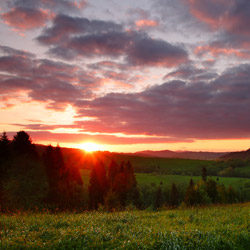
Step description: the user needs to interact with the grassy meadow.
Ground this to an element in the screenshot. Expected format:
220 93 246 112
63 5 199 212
1 203 250 249
81 169 250 189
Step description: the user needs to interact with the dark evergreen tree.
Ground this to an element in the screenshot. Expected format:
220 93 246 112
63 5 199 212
125 160 137 189
88 161 108 209
0 132 10 207
169 183 179 207
205 178 218 203
154 186 164 209
107 159 119 188
43 145 83 207
88 168 103 209
227 185 238 203
202 166 207 182
12 131 37 156
184 179 201 206
0 132 10 161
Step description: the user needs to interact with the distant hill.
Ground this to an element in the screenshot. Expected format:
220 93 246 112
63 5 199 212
134 150 226 160
219 148 250 160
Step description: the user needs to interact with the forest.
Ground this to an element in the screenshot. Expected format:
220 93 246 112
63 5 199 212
0 131 248 212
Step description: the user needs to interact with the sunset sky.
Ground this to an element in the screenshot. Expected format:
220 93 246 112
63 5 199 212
1 0 250 152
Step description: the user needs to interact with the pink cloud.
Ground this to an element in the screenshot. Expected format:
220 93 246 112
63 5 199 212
194 44 250 59
1 7 52 31
135 19 159 28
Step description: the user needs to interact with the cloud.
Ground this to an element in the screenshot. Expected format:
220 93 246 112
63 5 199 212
164 64 218 81
1 0 87 14
135 19 159 28
187 0 250 35
37 14 188 67
0 0 87 31
0 46 101 110
73 64 250 140
1 7 51 31
7 129 192 145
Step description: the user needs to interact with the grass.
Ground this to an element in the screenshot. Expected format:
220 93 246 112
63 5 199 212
1 203 250 249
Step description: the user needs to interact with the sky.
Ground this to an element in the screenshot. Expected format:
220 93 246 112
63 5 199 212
0 0 250 152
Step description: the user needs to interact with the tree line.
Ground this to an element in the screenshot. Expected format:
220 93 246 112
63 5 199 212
0 131 245 211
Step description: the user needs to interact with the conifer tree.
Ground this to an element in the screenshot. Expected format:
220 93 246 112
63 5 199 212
0 132 10 206
0 132 10 161
184 179 201 206
202 167 207 181
154 186 164 209
88 161 108 208
107 159 119 188
205 178 218 203
169 183 179 207
88 168 103 209
12 131 37 156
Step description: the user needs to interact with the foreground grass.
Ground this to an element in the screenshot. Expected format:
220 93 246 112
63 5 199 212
1 203 250 249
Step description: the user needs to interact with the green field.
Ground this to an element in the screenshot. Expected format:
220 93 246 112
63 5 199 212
81 169 250 189
1 203 250 249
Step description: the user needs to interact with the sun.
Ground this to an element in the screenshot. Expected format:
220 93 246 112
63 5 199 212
79 142 102 152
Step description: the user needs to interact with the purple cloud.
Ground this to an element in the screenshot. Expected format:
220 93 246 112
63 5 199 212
37 15 188 67
74 64 250 140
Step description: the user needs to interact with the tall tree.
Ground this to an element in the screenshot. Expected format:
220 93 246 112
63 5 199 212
12 131 37 156
154 186 164 209
202 166 207 182
88 161 108 209
0 132 10 161
107 159 119 188
0 132 10 207
184 179 201 206
43 144 83 207
169 183 179 207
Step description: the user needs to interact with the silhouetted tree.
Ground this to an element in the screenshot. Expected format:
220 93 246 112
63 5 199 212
169 183 179 207
202 167 207 181
12 131 37 157
184 179 201 206
0 132 10 161
0 132 10 206
107 159 119 188
43 144 83 207
88 161 108 209
89 168 103 209
205 178 218 203
154 186 164 209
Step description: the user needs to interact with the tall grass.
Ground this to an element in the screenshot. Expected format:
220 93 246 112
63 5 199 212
1 203 250 249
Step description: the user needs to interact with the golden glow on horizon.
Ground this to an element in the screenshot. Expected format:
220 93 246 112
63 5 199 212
78 142 103 152
46 138 250 153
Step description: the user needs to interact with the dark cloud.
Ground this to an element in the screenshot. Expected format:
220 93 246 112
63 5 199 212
164 64 218 81
37 15 188 67
74 64 250 140
188 0 250 59
0 46 101 110
126 37 187 67
187 0 250 35
37 14 122 45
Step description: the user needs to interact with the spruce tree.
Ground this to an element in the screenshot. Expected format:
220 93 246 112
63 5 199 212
202 167 207 181
88 161 108 209
154 186 163 209
107 159 119 188
169 183 179 207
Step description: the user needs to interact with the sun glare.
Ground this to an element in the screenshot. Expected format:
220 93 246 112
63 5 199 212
79 142 102 152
